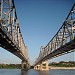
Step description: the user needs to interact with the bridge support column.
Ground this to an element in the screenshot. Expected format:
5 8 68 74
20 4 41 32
34 60 49 70
34 65 40 70
40 60 49 71
34 66 37 70
21 61 29 71
37 65 40 70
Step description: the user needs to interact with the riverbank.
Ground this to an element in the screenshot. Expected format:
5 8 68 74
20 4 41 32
0 64 21 69
49 66 75 69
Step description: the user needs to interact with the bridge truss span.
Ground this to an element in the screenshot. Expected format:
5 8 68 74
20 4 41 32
34 4 75 66
0 0 30 70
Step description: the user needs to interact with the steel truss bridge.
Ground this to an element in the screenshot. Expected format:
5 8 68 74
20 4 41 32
34 4 75 66
0 0 30 70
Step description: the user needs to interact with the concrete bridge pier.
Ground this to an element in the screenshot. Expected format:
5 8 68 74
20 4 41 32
37 65 40 70
40 60 49 70
34 66 37 70
21 61 29 71
34 65 40 70
34 60 49 71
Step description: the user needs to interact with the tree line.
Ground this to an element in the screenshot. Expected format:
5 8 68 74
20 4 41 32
0 64 21 69
49 61 75 67
0 61 75 69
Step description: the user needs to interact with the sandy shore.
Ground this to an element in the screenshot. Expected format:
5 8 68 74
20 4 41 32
49 66 75 69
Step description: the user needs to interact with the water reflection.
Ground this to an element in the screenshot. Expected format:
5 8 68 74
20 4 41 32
21 69 75 75
21 70 29 75
0 69 74 75
38 70 49 75
21 69 50 75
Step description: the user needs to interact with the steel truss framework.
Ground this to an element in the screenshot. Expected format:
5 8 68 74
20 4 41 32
34 4 75 66
0 0 29 66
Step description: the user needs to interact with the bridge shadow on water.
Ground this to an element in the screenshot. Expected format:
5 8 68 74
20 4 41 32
21 69 50 75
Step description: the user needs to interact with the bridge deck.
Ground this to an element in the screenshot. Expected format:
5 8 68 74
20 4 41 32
34 38 75 66
34 3 75 66
0 27 27 62
41 39 75 62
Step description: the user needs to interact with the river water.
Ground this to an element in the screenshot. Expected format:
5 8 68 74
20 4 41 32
0 69 75 75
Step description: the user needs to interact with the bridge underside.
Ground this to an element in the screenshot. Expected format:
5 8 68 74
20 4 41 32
0 27 26 61
35 39 75 66
42 38 75 62
34 4 75 68
34 39 75 70
0 27 30 70
0 0 30 70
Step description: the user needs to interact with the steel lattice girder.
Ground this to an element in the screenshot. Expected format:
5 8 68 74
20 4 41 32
34 4 75 66
0 0 29 65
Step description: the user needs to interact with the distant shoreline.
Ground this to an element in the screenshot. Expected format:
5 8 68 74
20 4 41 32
49 66 75 69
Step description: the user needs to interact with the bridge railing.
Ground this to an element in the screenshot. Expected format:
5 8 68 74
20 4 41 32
0 0 28 61
34 4 75 65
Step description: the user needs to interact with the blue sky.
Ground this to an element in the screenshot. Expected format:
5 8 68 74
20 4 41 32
0 0 75 65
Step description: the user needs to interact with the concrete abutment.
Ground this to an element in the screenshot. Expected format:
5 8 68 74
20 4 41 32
34 60 49 71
